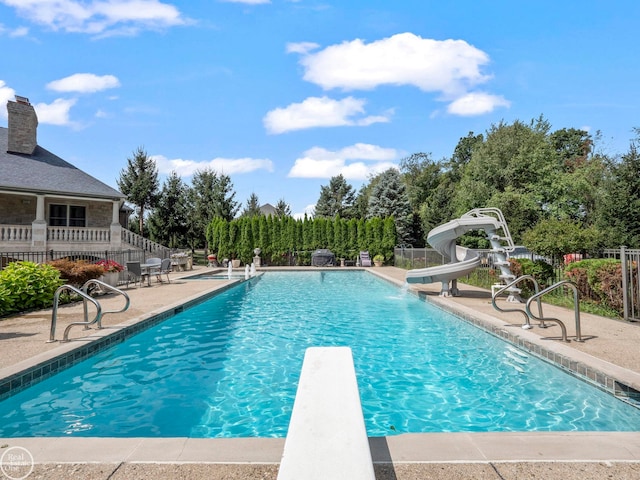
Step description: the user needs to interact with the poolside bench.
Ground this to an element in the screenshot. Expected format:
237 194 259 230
277 347 375 480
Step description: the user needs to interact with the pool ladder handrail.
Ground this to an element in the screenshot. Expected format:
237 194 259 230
82 279 131 320
525 280 582 343
48 280 130 343
491 275 544 330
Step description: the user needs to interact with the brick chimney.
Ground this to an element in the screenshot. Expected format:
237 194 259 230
7 95 38 155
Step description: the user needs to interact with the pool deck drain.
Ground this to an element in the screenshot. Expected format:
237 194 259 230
1 266 640 479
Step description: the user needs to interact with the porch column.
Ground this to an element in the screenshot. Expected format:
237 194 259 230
31 194 47 250
110 200 122 250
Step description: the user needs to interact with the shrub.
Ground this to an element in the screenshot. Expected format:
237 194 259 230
509 258 555 296
0 261 63 316
565 259 623 310
48 259 105 286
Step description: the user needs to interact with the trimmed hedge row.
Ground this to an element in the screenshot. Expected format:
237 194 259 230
206 215 398 266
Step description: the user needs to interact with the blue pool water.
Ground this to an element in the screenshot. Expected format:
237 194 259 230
1 271 640 437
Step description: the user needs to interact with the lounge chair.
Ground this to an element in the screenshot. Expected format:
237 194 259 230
359 251 372 267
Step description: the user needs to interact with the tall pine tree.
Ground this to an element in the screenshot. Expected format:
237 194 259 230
117 146 159 237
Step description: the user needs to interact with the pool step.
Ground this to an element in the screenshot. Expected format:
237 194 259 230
277 346 375 480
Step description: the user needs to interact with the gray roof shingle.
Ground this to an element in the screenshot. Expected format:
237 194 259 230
0 127 124 200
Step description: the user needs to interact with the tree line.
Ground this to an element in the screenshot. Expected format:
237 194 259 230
118 117 640 260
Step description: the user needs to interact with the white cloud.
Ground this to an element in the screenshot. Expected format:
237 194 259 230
286 41 319 55
9 26 29 37
0 81 16 119
152 154 274 177
2 0 188 36
1 81 79 126
0 23 29 37
34 98 78 126
47 73 121 93
288 143 399 180
264 96 390 134
293 204 316 220
294 32 492 98
446 92 510 116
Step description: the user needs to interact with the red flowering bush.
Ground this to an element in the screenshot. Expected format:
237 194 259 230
96 259 124 273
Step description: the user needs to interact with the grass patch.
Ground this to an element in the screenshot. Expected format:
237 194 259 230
541 294 621 319
463 267 620 319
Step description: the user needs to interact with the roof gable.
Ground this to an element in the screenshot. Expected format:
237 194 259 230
0 127 124 199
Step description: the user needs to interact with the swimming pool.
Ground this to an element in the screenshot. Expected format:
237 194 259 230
1 271 639 437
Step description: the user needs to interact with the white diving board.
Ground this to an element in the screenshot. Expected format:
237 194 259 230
277 346 375 480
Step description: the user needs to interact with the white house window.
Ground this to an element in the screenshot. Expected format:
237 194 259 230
49 204 86 227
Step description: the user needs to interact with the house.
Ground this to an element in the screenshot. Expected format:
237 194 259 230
0 96 159 257
259 203 277 216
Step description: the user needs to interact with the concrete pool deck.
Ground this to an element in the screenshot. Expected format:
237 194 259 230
1 265 640 479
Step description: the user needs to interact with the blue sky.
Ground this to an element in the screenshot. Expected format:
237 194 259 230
1 1 638 218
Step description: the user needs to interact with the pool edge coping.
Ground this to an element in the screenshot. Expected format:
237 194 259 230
2 432 640 464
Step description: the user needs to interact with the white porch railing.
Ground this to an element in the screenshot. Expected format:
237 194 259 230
0 225 33 242
47 226 111 243
121 229 168 255
2 225 113 243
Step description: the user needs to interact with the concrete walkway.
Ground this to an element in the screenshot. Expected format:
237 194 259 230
1 266 640 479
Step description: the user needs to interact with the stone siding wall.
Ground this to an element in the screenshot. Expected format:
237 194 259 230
0 194 112 227
0 194 36 224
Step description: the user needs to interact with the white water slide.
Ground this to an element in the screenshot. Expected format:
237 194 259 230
406 208 517 297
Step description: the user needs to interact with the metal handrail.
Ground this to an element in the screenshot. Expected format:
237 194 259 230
525 280 582 342
48 285 102 343
491 275 544 330
81 279 130 328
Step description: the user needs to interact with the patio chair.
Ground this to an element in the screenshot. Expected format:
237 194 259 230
359 251 372 267
125 261 149 287
156 258 172 283
146 257 162 269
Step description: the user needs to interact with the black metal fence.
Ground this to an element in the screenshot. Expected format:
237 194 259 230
394 246 639 322
0 249 168 271
602 247 640 322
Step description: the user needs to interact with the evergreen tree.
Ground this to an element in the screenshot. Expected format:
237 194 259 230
352 184 372 219
148 172 188 247
367 168 413 244
117 146 160 236
191 169 239 250
275 198 292 217
212 173 240 220
242 192 262 217
314 174 356 218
